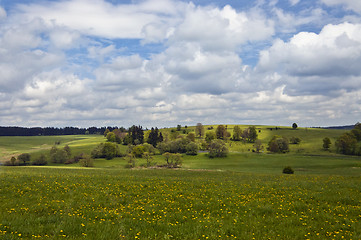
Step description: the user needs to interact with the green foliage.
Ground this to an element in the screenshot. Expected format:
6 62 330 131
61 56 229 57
162 152 183 168
195 123 205 138
103 128 110 137
128 125 144 145
17 153 31 165
124 154 136 168
50 147 68 163
142 143 155 155
208 139 228 158
32 154 48 166
216 125 228 140
79 154 94 167
335 133 357 155
91 142 121 160
283 166 294 174
205 131 216 143
323 137 331 150
4 156 19 166
122 134 132 145
268 136 289 153
253 139 264 153
169 130 180 140
232 126 242 141
146 127 163 147
186 141 198 155
157 137 191 154
143 152 155 167
248 126 258 143
132 145 145 158
290 137 301 144
106 132 116 142
186 132 196 142
176 124 182 131
63 144 71 158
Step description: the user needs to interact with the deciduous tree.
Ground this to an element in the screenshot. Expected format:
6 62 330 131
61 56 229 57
208 139 228 158
323 137 331 150
195 123 205 138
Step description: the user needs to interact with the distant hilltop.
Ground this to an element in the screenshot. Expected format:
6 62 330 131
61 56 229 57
321 125 355 130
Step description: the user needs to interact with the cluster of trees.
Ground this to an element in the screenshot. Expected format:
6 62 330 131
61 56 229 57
4 144 93 166
335 123 361 155
268 136 289 153
157 136 198 155
147 127 163 147
91 142 122 160
105 125 144 146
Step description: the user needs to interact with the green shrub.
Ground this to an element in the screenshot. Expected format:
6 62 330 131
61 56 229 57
91 142 121 160
32 154 48 166
79 155 94 167
4 157 19 166
162 152 183 168
290 137 301 144
17 153 31 165
124 154 136 168
268 136 289 153
208 139 228 158
186 142 198 155
283 166 294 174
132 145 145 158
323 137 331 150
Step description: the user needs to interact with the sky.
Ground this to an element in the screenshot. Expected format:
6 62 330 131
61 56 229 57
0 0 361 128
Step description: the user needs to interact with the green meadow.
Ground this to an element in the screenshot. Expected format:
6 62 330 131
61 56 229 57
0 125 361 239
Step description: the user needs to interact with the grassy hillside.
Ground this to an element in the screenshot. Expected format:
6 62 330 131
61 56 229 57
1 125 360 175
0 135 104 162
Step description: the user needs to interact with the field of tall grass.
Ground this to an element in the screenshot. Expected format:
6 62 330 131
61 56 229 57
0 167 360 239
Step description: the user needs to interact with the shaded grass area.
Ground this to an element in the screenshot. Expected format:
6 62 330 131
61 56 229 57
0 167 360 239
0 135 104 162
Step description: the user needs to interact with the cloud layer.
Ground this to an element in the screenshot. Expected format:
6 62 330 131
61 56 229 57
0 0 361 128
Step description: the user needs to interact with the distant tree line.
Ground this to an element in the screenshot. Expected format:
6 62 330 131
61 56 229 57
0 126 125 136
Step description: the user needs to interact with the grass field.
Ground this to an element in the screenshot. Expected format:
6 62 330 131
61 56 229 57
0 167 360 239
0 135 104 162
0 125 360 239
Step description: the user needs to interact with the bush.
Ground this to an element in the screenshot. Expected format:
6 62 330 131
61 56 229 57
290 137 301 144
335 133 357 155
162 152 182 168
143 152 155 168
268 136 289 153
4 157 19 166
186 142 198 155
18 153 31 165
157 137 190 154
50 147 68 163
132 145 145 158
79 154 94 167
124 154 136 168
283 166 294 174
208 139 228 158
32 154 48 166
323 137 331 150
91 142 121 160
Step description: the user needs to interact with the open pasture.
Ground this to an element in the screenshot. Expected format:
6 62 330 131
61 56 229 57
0 167 360 239
0 135 104 163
